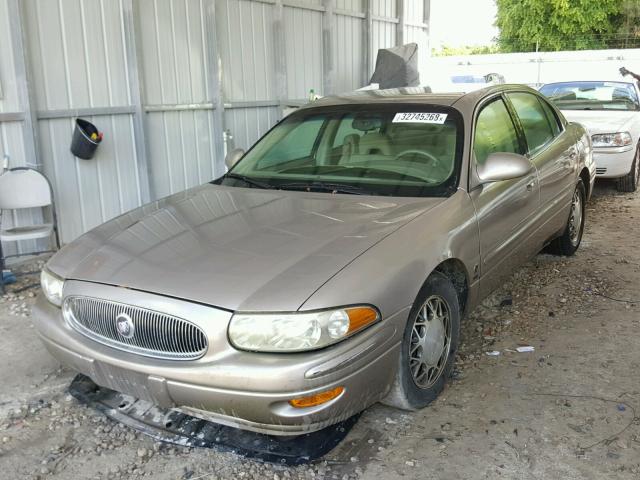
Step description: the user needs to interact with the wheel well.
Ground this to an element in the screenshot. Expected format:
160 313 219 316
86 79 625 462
434 259 469 315
579 167 590 198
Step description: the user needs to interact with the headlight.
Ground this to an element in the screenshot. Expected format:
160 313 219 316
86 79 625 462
591 132 632 148
228 306 379 352
40 269 65 307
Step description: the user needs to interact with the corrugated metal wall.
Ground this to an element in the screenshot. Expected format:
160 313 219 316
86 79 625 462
0 0 430 252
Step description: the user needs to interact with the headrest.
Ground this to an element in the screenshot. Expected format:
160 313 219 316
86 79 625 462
352 115 383 132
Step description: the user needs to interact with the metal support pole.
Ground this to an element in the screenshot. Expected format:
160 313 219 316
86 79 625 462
423 0 431 56
396 0 405 46
363 0 373 86
123 0 152 202
204 0 226 176
9 0 39 170
322 0 336 96
273 0 288 117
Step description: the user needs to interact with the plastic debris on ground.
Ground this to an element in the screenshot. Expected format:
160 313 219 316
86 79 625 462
516 346 535 353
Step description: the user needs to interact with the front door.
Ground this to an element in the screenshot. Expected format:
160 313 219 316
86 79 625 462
468 96 540 298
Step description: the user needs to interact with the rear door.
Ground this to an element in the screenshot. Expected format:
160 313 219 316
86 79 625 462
469 95 540 298
505 92 576 231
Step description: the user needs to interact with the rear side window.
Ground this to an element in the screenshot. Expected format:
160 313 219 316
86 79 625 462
539 97 562 136
473 98 521 165
507 92 555 154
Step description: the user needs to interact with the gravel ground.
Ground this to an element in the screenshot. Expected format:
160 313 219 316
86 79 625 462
1 180 639 479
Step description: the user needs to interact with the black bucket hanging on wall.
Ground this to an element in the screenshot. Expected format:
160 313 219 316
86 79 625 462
70 118 102 160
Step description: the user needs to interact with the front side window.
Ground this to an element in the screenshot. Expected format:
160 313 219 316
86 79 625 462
222 105 464 197
507 92 555 154
473 98 521 165
540 81 640 111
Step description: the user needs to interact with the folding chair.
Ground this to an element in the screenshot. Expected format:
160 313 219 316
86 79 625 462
0 167 60 294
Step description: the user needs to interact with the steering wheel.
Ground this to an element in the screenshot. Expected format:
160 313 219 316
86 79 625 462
393 149 440 166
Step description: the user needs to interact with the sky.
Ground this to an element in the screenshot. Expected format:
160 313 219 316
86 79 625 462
430 0 499 48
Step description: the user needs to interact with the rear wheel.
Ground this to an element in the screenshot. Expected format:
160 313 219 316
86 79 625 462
382 272 460 410
617 145 639 193
548 179 586 256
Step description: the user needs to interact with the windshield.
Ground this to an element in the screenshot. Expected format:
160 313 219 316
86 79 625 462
540 81 640 111
219 105 464 197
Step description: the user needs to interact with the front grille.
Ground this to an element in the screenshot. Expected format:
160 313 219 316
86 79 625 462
596 167 607 175
63 296 208 360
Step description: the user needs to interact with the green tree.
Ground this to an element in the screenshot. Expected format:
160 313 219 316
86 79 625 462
496 0 622 52
619 0 640 41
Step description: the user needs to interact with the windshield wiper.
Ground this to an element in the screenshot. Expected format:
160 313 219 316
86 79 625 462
279 181 371 195
224 173 274 189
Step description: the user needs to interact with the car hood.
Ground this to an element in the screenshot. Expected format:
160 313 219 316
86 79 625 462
48 184 444 311
561 109 638 135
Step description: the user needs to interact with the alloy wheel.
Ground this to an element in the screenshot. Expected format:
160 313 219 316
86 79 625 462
408 295 452 389
568 188 583 246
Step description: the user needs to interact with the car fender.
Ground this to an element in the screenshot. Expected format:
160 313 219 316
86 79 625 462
299 190 481 324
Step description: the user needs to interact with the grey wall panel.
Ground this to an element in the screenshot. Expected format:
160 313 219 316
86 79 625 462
0 0 20 113
146 109 218 199
23 0 130 110
138 0 211 105
334 14 365 93
284 6 324 98
335 0 363 12
224 106 279 151
217 0 277 102
372 0 395 18
137 0 221 200
371 20 396 69
38 115 141 243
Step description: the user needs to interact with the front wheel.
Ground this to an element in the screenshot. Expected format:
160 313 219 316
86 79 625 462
617 145 639 193
382 272 461 411
547 179 586 256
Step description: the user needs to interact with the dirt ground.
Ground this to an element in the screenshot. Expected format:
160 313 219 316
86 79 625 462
1 180 639 480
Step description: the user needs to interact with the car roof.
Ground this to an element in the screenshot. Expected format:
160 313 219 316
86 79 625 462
300 84 541 113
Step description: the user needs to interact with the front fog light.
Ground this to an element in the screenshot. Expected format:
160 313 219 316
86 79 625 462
228 306 379 352
40 269 65 307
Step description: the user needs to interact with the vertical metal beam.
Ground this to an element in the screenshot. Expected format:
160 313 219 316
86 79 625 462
396 0 405 46
123 0 152 203
203 0 226 176
362 0 373 86
424 0 431 55
9 0 39 169
322 0 336 96
273 0 288 116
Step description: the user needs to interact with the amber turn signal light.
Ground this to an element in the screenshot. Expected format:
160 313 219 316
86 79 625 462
289 386 345 408
346 307 378 334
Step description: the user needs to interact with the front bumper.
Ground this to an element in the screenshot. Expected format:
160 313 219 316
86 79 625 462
594 145 635 178
32 281 406 435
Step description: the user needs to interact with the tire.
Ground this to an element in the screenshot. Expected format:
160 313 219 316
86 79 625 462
382 272 461 411
547 179 586 256
617 145 639 193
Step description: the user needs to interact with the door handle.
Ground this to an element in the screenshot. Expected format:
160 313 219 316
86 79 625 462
526 179 536 191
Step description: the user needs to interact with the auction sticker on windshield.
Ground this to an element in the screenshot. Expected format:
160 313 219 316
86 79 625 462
392 112 448 124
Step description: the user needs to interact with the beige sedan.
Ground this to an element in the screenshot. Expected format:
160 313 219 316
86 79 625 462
34 85 594 435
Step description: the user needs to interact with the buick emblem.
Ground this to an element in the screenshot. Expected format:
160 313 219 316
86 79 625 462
115 313 135 339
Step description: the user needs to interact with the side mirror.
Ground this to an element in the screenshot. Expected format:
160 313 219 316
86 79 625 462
477 152 533 184
225 148 245 170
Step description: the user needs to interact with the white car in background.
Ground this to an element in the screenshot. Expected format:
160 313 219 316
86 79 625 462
540 81 640 192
